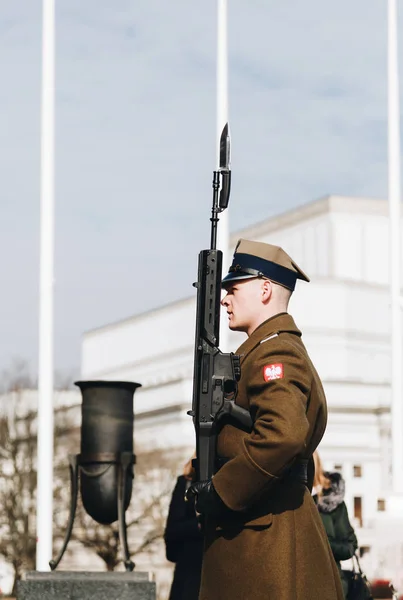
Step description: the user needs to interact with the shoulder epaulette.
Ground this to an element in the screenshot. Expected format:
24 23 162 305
260 333 279 344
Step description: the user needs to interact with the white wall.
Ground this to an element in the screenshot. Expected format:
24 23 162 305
81 298 196 379
0 389 80 420
331 212 403 286
257 214 332 279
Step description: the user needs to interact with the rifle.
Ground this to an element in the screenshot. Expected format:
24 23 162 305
188 123 252 483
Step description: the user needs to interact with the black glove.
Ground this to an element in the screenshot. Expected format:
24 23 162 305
186 479 228 519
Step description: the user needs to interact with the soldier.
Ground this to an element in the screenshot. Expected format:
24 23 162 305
188 239 344 600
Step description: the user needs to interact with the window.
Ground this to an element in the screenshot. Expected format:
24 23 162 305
354 497 363 527
377 499 386 512
353 465 362 478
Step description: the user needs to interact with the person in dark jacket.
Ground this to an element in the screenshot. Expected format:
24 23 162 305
313 451 358 598
164 457 204 600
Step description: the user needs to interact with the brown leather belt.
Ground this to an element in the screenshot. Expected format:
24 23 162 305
287 458 308 485
215 457 308 486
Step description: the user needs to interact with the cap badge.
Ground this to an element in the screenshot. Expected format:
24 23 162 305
229 264 243 273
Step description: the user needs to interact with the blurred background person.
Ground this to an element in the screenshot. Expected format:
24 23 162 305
164 456 204 600
313 451 358 598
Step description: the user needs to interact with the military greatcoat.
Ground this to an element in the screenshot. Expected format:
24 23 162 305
199 312 344 600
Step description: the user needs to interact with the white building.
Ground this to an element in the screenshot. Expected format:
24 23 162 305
81 194 403 588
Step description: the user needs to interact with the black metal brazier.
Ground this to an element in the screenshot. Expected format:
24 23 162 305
50 380 141 572
78 380 140 524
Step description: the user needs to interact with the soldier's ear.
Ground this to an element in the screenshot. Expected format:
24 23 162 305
261 279 272 300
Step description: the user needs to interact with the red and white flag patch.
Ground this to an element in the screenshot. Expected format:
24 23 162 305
263 363 284 382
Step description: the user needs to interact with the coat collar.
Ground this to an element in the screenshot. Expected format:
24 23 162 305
317 472 345 513
236 312 302 363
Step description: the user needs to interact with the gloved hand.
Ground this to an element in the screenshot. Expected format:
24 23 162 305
186 479 228 519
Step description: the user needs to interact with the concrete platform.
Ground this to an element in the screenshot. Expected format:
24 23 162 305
17 570 156 600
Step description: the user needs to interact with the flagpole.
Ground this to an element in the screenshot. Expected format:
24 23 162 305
216 0 230 351
36 0 55 570
388 0 403 495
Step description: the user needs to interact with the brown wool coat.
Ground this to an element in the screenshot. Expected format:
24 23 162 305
199 312 344 600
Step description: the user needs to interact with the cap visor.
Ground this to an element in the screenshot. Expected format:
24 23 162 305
221 272 257 287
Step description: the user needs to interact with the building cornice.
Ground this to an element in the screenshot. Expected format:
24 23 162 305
323 378 389 388
229 195 386 244
328 406 390 415
83 296 194 337
135 402 185 422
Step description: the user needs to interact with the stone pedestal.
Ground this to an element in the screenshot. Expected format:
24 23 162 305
17 571 156 600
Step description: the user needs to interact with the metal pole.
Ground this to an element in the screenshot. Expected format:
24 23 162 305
216 0 230 351
388 0 403 495
36 0 55 570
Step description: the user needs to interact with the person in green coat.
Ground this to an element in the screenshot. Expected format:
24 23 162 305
313 451 358 598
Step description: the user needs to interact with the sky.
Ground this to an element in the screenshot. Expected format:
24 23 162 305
0 0 401 379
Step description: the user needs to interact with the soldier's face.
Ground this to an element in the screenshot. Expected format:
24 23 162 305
221 278 264 335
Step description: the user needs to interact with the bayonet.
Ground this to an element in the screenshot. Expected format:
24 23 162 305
218 123 231 210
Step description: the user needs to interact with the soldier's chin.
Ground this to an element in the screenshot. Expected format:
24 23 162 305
229 320 248 334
